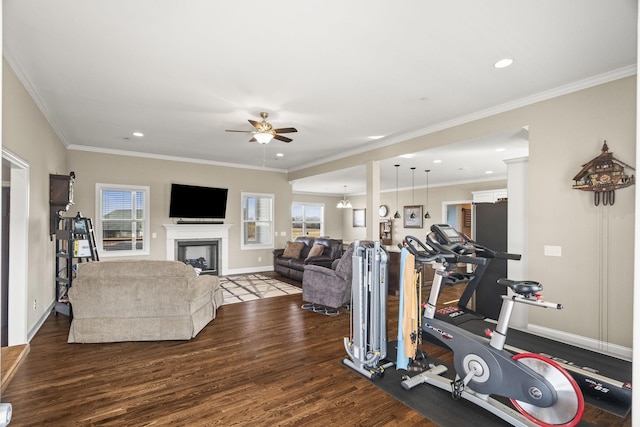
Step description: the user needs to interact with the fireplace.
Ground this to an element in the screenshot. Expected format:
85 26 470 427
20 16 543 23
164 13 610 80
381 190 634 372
176 239 220 275
163 224 231 276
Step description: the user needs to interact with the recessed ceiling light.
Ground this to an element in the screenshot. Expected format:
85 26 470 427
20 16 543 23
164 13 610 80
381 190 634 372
433 159 442 164
369 135 384 140
495 147 506 152
400 153 416 159
132 132 144 137
494 58 513 69
485 170 494 174
276 153 284 157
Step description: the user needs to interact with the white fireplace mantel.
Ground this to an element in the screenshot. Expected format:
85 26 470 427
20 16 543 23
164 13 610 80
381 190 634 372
163 224 232 275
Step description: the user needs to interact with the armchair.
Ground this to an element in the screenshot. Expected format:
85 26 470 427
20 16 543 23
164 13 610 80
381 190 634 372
301 244 354 315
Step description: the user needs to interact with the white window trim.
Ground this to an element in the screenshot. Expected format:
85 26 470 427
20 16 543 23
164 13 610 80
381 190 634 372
95 183 150 257
241 191 274 250
291 202 325 238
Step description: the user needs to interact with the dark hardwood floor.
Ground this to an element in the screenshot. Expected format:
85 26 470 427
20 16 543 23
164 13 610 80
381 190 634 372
2 273 630 426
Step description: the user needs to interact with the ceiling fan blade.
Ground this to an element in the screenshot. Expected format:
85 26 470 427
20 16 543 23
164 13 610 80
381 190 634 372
225 129 254 133
273 134 293 143
248 119 261 129
249 137 258 143
273 127 298 134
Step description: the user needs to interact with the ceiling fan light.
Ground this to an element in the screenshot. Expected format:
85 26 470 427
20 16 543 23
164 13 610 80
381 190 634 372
255 132 274 144
337 200 344 209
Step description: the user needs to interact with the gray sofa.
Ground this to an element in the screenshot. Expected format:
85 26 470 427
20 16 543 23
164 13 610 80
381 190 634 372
273 236 343 281
67 260 223 343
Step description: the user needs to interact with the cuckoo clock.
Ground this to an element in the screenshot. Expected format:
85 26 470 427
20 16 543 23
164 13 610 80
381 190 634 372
572 141 635 206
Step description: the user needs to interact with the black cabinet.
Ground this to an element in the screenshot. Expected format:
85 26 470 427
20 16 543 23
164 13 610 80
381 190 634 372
473 201 508 320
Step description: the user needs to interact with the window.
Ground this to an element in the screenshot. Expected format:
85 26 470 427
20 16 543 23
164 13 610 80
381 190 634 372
95 183 150 256
291 203 324 239
241 192 274 249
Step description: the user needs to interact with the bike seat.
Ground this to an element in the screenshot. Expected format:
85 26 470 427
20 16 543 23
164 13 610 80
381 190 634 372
497 278 542 297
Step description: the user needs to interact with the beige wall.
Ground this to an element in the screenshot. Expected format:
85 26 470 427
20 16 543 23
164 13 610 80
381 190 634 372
526 78 635 349
66 150 293 272
2 59 68 332
291 192 344 239
3 51 636 351
293 76 636 350
341 180 506 244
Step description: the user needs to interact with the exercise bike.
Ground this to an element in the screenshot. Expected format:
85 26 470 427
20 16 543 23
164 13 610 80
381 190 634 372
401 233 584 427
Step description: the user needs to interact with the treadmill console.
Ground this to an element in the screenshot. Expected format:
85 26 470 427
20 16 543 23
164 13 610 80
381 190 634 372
430 224 467 244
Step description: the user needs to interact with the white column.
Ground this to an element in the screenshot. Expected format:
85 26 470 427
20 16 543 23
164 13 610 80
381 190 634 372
505 156 528 328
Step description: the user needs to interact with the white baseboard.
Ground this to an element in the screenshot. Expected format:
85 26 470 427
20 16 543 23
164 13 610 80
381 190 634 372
224 266 273 276
28 302 56 342
526 323 632 362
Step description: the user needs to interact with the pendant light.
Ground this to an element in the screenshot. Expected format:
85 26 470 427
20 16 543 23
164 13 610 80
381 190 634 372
393 164 401 219
424 169 431 219
410 167 416 218
337 185 352 209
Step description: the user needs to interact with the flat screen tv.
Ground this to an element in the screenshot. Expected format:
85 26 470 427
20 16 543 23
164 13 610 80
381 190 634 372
169 183 228 220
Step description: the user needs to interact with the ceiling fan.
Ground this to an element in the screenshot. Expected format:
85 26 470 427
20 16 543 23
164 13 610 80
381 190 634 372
225 112 297 144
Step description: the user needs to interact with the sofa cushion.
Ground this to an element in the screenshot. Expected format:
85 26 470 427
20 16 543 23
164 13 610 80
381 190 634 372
76 260 196 278
335 245 354 280
283 241 305 258
313 238 343 260
306 244 325 260
296 236 315 247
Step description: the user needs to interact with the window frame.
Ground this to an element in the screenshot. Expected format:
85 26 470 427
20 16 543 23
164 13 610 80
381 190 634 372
95 183 150 257
240 192 274 250
291 202 325 239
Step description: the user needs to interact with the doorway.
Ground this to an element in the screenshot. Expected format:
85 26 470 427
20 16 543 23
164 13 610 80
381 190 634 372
2 149 29 346
442 200 472 236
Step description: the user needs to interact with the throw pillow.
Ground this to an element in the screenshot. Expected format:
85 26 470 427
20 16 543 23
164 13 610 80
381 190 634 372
282 241 305 259
306 244 325 260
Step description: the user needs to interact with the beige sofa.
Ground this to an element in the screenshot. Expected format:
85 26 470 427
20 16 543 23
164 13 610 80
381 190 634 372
67 260 223 343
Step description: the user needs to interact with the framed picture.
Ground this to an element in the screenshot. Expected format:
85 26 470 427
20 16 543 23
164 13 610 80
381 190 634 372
403 205 423 228
353 208 366 228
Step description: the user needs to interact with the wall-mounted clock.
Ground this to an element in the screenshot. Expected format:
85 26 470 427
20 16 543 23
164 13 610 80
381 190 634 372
572 141 635 206
378 205 388 217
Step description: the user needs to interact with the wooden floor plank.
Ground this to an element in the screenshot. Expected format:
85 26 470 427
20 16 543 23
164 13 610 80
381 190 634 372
1 344 29 394
1 274 629 426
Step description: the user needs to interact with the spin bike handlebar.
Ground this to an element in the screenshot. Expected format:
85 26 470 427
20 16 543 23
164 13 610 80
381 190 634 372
403 235 488 267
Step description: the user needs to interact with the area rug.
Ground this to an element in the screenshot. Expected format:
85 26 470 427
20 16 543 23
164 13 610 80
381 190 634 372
219 274 302 304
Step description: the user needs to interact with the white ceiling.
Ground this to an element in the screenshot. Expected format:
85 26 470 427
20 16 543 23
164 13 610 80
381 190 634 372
3 0 637 195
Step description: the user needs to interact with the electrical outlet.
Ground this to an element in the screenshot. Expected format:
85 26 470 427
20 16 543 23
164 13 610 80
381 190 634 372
544 245 562 257
33 299 37 310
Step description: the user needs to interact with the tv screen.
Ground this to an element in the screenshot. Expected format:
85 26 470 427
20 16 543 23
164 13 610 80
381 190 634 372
169 183 228 219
